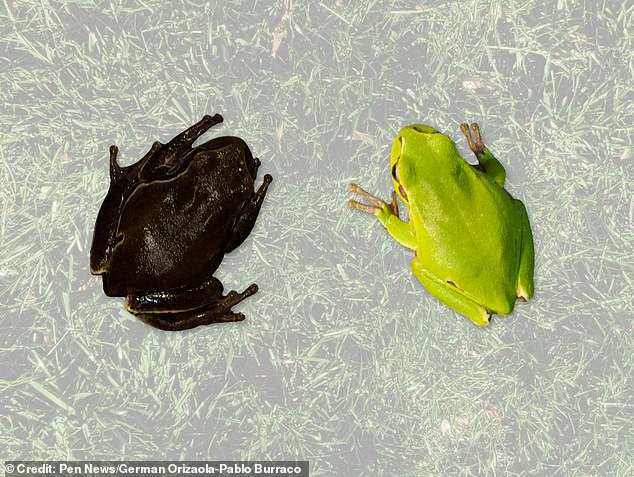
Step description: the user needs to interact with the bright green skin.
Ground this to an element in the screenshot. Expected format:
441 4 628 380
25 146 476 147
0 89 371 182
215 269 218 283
365 124 534 326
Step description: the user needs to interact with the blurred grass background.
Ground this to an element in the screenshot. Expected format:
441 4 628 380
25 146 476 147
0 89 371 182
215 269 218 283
1 0 632 475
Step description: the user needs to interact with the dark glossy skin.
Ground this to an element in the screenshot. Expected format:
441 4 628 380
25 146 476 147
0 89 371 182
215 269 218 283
90 114 272 331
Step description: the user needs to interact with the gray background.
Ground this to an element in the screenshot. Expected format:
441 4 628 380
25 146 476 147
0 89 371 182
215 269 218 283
1 0 632 475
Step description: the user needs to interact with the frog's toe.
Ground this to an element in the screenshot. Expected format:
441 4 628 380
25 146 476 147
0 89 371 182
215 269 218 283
348 183 390 217
348 183 382 205
460 122 485 155
215 283 258 309
244 283 259 295
348 199 377 215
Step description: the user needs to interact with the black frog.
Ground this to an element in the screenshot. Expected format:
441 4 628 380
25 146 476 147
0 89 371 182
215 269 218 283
90 114 272 331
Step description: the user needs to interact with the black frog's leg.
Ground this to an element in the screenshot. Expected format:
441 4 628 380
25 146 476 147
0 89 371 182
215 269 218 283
131 284 259 331
224 174 273 253
90 145 133 274
460 123 506 187
165 114 224 151
125 277 225 313
138 311 244 331
139 114 225 180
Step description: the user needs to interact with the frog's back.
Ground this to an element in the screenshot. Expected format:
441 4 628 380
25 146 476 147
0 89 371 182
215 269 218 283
410 159 522 315
105 141 254 294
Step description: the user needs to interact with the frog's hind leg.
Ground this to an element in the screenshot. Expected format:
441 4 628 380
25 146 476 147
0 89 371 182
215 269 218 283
224 174 273 253
132 283 259 331
126 277 225 313
516 201 535 301
411 257 491 326
460 123 506 187
138 311 244 331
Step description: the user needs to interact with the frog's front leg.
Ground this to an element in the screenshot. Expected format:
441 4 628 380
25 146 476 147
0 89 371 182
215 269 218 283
167 114 224 151
125 278 258 331
138 114 225 180
410 257 491 326
224 174 273 253
348 183 417 250
460 123 506 187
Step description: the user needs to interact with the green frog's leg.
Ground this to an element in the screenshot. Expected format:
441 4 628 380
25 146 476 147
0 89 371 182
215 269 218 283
411 256 491 326
516 201 535 301
224 174 273 253
348 183 417 250
460 122 506 187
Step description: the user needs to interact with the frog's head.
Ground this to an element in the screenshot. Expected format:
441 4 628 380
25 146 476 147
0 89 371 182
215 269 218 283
390 124 450 205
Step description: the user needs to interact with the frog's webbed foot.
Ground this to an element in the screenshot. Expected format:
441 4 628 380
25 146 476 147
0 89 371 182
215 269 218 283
127 279 259 331
460 122 485 156
348 183 399 218
224 174 273 253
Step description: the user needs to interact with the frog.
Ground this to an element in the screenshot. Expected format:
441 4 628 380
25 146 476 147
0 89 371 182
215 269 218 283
348 122 534 326
90 114 272 331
